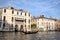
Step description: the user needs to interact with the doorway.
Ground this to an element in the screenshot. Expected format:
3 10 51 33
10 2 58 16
15 25 18 31
20 25 23 32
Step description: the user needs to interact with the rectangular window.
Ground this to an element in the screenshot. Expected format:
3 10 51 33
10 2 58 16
3 16 6 28
29 20 30 23
3 23 5 28
12 10 14 14
3 16 6 21
21 12 22 15
17 12 19 15
11 24 13 28
29 14 30 16
25 19 26 23
12 17 13 22
28 25 30 29
25 13 26 16
4 9 6 13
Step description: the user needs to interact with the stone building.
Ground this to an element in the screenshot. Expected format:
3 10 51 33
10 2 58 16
31 16 37 24
37 15 56 31
31 16 37 29
55 20 60 31
0 7 31 32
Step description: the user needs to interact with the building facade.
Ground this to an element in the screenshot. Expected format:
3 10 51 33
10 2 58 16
37 15 56 31
55 20 60 30
0 7 31 32
31 16 37 29
31 16 37 24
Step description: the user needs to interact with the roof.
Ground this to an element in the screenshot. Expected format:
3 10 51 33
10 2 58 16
0 6 26 12
36 15 57 21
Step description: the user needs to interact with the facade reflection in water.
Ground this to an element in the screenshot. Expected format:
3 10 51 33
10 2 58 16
0 32 60 40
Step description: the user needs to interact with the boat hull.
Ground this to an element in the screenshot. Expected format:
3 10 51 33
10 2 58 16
23 31 38 34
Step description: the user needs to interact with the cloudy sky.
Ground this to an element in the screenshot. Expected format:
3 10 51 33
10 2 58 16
0 0 60 19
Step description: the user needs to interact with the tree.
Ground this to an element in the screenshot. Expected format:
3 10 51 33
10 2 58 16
31 24 37 29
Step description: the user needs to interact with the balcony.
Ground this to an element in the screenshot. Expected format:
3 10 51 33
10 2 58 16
15 21 25 24
15 19 25 24
15 17 25 21
13 15 24 18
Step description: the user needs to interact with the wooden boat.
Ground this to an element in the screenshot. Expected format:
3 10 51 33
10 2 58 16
23 30 38 34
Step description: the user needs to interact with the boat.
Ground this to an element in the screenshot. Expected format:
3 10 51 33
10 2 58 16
23 30 38 34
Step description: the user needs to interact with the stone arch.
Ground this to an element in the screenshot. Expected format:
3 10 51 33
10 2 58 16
20 25 24 32
15 25 18 31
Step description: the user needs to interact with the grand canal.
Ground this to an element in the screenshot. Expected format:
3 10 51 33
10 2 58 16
0 32 60 40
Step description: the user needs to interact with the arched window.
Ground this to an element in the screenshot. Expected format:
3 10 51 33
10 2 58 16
21 12 22 15
4 9 6 13
17 12 19 15
12 17 13 22
29 19 30 23
12 10 14 14
29 13 30 16
3 16 6 28
25 19 26 23
25 12 26 16
3 16 6 21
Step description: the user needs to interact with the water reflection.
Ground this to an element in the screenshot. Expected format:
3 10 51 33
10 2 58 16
0 32 60 40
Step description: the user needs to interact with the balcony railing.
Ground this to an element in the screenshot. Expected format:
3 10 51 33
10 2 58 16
15 21 25 24
15 18 25 21
13 15 24 18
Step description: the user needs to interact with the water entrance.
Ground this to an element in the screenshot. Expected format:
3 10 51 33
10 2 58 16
15 25 18 31
20 25 23 32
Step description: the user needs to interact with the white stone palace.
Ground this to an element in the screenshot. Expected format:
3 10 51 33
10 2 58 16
31 15 57 31
0 7 31 31
37 15 56 31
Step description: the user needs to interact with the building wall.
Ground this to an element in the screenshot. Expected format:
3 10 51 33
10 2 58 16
1 8 14 31
31 18 37 24
0 7 31 31
0 9 3 30
37 18 56 31
31 16 37 29
55 20 60 30
0 8 2 21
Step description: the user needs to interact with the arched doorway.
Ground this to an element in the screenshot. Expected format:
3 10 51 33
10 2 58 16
20 25 23 32
15 25 18 31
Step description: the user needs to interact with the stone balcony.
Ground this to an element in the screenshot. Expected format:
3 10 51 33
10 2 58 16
15 18 25 24
13 15 25 18
15 17 25 21
15 21 25 24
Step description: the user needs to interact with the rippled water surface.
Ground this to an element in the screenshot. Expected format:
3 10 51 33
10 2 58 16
0 32 60 40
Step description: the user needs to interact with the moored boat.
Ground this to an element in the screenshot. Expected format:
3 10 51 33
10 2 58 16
23 30 38 34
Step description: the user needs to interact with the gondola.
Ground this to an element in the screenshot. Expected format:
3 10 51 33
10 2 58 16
23 30 38 34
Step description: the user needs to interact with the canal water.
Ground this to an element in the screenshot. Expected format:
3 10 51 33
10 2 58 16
0 32 60 40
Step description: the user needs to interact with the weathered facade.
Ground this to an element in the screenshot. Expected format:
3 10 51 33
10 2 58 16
0 7 31 32
37 15 56 31
31 16 37 24
31 15 56 31
55 20 60 30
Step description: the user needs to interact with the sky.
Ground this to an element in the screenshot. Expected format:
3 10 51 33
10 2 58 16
0 0 60 19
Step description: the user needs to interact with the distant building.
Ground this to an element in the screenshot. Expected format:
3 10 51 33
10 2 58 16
0 7 31 31
37 15 56 31
31 16 37 24
31 16 37 29
55 20 60 30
